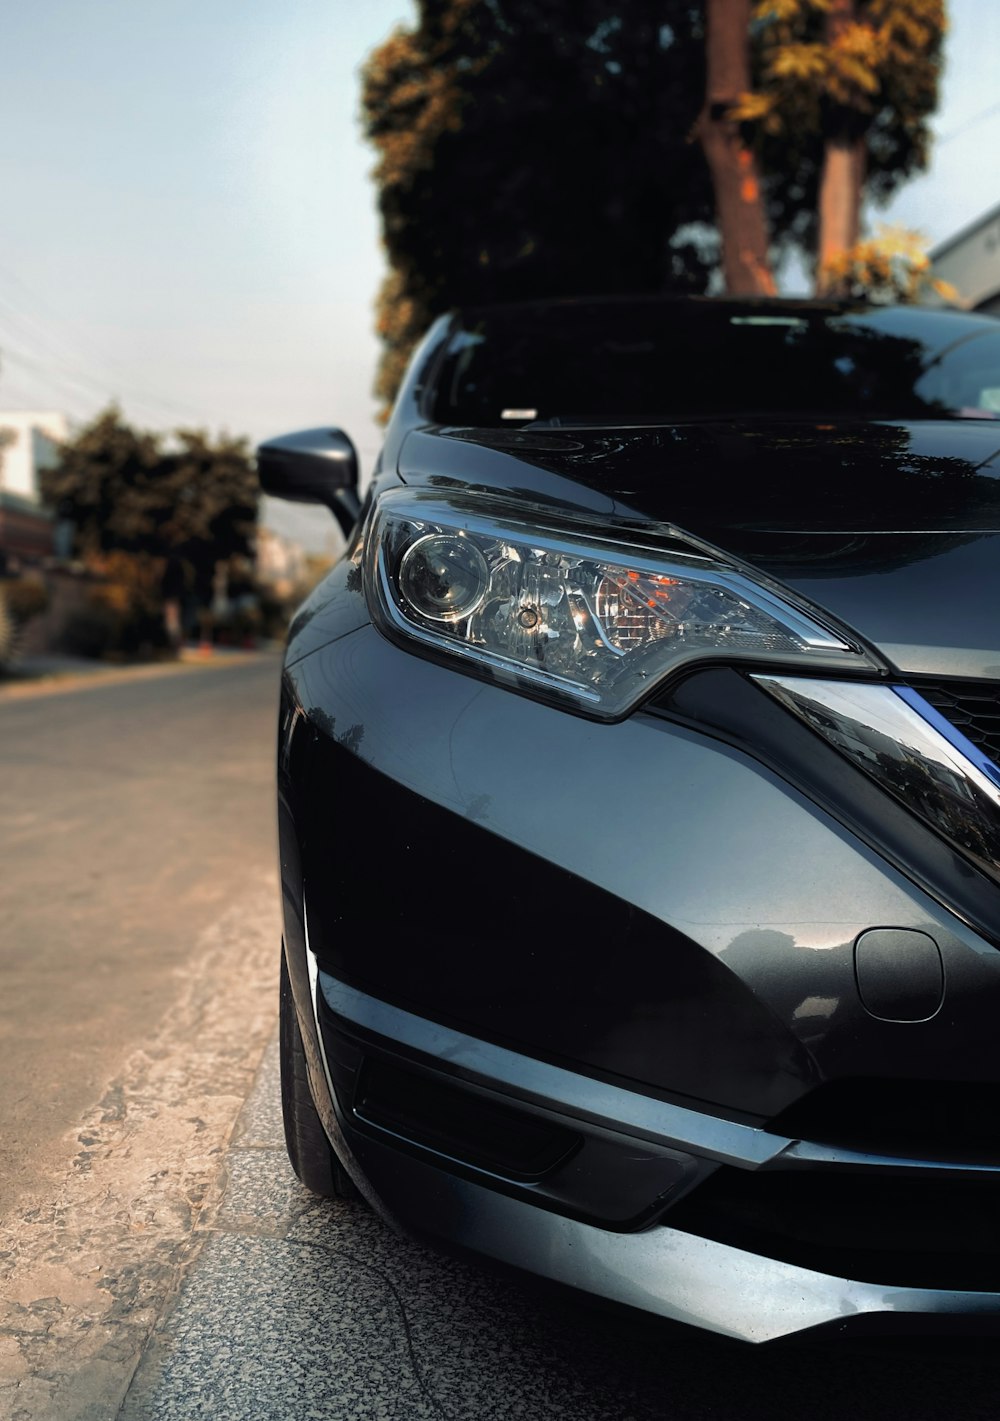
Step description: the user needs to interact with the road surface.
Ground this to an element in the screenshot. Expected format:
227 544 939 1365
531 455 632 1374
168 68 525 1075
3 654 1000 1420
0 655 282 1419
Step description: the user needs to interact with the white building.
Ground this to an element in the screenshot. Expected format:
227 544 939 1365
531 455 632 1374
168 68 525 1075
0 411 66 565
0 411 68 501
931 203 1000 315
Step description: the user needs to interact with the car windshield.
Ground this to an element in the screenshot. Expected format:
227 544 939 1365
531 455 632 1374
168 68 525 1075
431 300 1000 427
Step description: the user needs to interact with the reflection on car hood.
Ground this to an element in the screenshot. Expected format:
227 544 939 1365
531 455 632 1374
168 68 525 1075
400 420 1000 679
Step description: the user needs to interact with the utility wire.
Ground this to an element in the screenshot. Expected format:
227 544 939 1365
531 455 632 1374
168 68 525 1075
0 306 211 424
0 257 136 379
0 261 213 424
937 99 1000 146
0 342 214 433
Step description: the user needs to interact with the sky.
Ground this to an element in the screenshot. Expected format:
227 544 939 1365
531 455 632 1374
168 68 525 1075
1 0 999 552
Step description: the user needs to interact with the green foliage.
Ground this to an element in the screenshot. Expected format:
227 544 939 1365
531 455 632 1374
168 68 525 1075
749 0 944 135
0 589 15 670
362 0 948 397
38 407 258 658
159 428 259 579
746 0 947 258
40 407 160 560
60 552 168 660
820 223 958 301
2 572 49 624
0 574 51 672
362 0 716 413
40 406 258 578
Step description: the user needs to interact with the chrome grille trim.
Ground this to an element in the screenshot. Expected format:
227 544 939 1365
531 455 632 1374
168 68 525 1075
753 676 1000 883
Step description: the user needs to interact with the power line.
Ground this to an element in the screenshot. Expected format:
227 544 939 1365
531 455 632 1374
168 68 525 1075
0 258 134 379
0 312 211 423
937 99 1000 146
0 261 214 424
0 343 225 437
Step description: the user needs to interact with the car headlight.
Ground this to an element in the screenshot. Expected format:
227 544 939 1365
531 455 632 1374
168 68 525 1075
364 489 880 719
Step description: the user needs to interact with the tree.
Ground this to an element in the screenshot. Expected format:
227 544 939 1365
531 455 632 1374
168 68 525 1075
41 407 257 567
41 408 259 654
40 407 162 560
362 0 715 413
731 0 947 293
40 405 258 648
157 427 259 600
698 0 777 296
362 0 948 400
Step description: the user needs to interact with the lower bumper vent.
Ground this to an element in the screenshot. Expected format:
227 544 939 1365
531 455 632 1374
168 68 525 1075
355 1058 580 1181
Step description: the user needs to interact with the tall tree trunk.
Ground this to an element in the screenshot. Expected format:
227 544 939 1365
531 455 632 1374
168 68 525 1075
699 0 776 296
816 0 866 293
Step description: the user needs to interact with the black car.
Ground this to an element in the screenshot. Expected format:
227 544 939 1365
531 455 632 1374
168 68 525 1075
261 296 1000 1343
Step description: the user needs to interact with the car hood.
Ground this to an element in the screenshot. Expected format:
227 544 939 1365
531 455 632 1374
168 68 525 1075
400 420 1000 680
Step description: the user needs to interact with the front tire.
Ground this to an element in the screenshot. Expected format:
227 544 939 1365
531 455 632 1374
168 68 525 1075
279 948 359 1200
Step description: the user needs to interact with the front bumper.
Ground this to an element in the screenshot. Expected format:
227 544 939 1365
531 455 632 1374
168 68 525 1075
280 621 1000 1341
306 969 1000 1344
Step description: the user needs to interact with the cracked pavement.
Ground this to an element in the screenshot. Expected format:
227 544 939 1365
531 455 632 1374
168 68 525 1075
0 893 278 1421
118 1035 1000 1421
0 656 282 1420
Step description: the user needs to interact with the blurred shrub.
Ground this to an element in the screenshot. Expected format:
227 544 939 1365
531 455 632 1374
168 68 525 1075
820 226 958 305
58 552 170 660
0 589 15 670
58 602 121 659
3 573 50 623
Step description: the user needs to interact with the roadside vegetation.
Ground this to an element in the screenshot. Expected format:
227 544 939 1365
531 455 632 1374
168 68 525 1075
36 408 262 662
362 0 950 412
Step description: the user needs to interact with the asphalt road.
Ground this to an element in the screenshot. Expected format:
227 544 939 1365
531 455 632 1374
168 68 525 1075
4 654 1000 1420
0 655 281 1219
0 655 283 1419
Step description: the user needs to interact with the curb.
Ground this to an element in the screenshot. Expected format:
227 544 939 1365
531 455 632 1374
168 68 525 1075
0 649 276 702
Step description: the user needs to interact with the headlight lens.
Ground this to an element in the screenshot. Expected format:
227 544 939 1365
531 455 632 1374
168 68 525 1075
365 489 878 718
398 534 490 622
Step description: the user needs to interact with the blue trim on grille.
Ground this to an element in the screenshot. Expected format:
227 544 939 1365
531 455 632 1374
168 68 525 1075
893 685 1000 791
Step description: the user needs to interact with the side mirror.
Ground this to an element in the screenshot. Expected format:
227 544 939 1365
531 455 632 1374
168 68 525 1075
257 427 362 538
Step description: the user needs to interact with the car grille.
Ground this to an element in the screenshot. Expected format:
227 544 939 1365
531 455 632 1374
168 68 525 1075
667 1076 1000 1290
766 1078 1000 1163
912 679 1000 765
666 1168 1000 1290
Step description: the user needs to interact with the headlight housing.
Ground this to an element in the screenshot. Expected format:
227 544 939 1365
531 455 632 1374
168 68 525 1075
364 489 880 719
